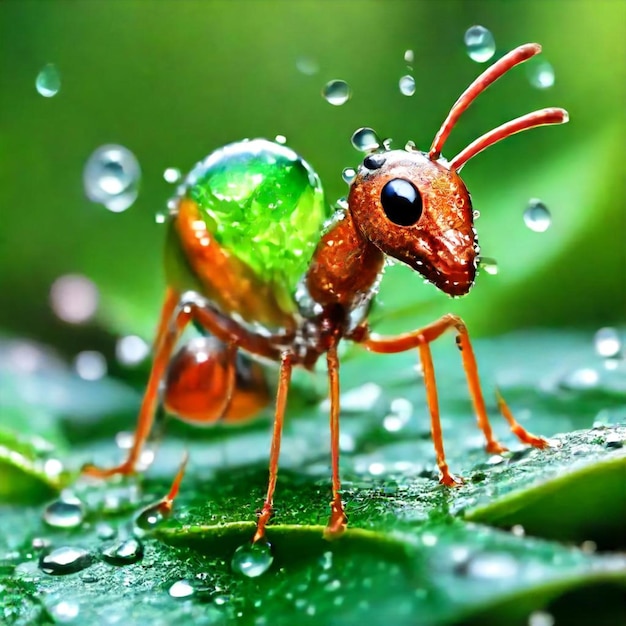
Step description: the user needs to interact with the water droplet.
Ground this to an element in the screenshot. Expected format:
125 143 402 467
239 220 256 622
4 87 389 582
350 127 381 153
594 327 622 359
404 49 414 64
155 211 167 224
528 611 555 626
478 257 498 275
560 367 600 391
50 274 99 324
322 80 351 106
405 140 417 152
74 350 107 381
32 537 52 550
169 579 195 598
96 523 116 540
511 524 525 537
382 397 413 432
341 167 356 184
580 540 597 554
231 540 274 578
464 26 496 63
36 63 61 97
115 335 150 366
50 600 80 622
100 537 144 565
274 134 287 145
527 59 555 89
466 552 518 579
399 75 415 96
43 496 85 529
163 168 181 183
368 462 385 476
134 501 170 532
523 199 551 232
296 56 319 76
84 145 141 213
39 546 92 575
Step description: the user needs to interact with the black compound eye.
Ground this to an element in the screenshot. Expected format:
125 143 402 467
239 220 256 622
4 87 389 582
380 178 423 226
363 154 386 170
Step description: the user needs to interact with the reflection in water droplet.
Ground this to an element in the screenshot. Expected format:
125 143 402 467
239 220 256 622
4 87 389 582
523 199 551 232
466 552 518 579
115 335 150 366
84 145 141 213
351 127 381 153
50 600 80 623
296 56 319 75
341 167 356 184
163 168 181 183
322 80 351 106
43 496 85 529
36 63 61 97
527 60 555 89
100 537 144 565
169 579 195 598
594 327 622 359
478 257 498 275
74 350 107 381
404 49 414 64
464 26 496 63
231 540 274 578
50 274 99 324
399 75 415 96
39 546 92 575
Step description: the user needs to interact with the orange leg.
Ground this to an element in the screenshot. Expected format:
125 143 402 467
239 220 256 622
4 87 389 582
495 388 549 448
325 343 348 538
360 314 548 478
253 351 293 544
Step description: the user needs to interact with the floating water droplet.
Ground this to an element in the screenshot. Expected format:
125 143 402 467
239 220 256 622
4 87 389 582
115 335 150 366
100 537 144 565
36 63 61 97
322 80 351 106
50 600 80 623
399 75 415 96
527 59 555 89
341 167 356 184
84 145 141 213
274 134 287 145
169 579 195 598
464 26 496 63
231 540 274 578
466 552 518 579
351 127 381 153
296 56 319 76
50 274 99 324
404 49 414 64
43 496 85 529
163 168 181 184
528 611 555 626
478 257 498 275
39 546 92 575
523 199 551 232
74 350 107 381
155 211 167 224
594 327 622 358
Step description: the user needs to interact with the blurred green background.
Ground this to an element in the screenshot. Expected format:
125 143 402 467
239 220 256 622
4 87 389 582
1 0 624 366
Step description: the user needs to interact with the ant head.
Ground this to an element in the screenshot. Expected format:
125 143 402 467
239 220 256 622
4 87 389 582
349 150 476 296
347 43 568 298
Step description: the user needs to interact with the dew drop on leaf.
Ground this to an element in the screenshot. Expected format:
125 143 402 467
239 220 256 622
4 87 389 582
39 546 92 575
594 327 622 359
43 496 85 529
524 199 552 232
35 63 61 97
169 579 195 598
50 600 80 622
350 127 381 153
464 26 496 63
322 80 351 106
100 537 144 565
231 540 274 578
399 75 415 96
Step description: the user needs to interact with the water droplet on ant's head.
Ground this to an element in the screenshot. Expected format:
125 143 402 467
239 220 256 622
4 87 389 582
404 49 414 64
116 335 149 366
39 546 92 575
43 496 85 529
351 127 381 153
478 257 498 275
50 274 99 324
36 63 61 97
84 145 141 213
74 350 107 381
100 537 144 565
527 59 555 89
464 26 496 63
231 540 274 578
296 56 319 75
524 199 551 232
341 167 356 184
322 80 351 106
594 327 622 359
163 168 181 184
399 75 415 96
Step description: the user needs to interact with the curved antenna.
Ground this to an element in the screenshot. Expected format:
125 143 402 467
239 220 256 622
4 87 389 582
429 43 542 160
449 108 568 171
